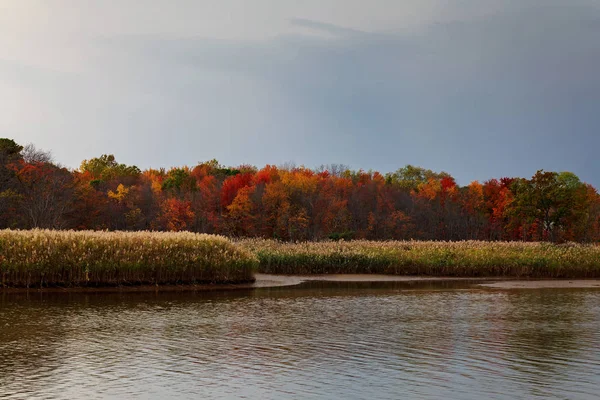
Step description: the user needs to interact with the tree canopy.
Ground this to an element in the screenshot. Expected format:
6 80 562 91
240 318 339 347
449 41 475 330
0 138 598 241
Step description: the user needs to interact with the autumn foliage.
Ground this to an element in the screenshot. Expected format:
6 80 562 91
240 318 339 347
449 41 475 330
1 138 599 243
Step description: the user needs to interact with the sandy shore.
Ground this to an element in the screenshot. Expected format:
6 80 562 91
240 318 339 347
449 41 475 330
255 274 600 290
252 273 487 287
479 280 600 289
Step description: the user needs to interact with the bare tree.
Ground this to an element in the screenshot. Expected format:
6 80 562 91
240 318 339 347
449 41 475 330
21 143 53 164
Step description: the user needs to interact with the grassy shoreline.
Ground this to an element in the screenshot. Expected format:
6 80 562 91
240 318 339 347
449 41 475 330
2 230 600 289
0 230 257 288
240 239 600 278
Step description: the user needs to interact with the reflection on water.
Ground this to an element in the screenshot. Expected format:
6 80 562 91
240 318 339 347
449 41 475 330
1 282 600 399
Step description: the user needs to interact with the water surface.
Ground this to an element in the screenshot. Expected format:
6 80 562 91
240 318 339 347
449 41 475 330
1 281 600 399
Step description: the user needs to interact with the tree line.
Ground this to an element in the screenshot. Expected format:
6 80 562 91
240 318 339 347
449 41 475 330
1 138 598 242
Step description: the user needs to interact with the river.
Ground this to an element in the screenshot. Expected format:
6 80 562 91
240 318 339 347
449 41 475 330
1 280 600 399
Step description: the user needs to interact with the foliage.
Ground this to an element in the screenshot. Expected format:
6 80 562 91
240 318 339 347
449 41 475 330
0 139 24 162
1 138 599 243
328 231 356 241
80 154 141 181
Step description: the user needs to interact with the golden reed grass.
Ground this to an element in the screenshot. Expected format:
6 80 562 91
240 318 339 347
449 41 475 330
240 239 600 278
0 230 257 287
2 230 598 288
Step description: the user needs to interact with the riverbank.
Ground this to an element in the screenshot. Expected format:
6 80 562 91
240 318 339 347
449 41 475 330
241 239 600 278
252 273 494 287
254 274 600 289
480 280 600 289
3 273 600 292
0 274 477 293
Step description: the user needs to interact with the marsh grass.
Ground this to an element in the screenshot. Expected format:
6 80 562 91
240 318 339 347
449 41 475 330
0 230 257 288
3 230 598 289
240 239 600 278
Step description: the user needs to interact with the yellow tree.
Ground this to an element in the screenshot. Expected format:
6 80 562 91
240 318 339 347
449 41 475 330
261 181 291 239
226 186 255 236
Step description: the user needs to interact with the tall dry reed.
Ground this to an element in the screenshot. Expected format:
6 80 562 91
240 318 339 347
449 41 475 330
0 230 257 287
240 239 600 278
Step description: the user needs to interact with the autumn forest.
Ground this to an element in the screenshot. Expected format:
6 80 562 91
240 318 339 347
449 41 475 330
1 138 599 243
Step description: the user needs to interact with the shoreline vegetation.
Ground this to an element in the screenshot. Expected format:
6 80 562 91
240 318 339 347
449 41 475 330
1 230 600 289
242 238 600 278
0 230 257 288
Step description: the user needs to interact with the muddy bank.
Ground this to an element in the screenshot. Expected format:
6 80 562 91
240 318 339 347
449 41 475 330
1 274 485 292
0 281 258 293
3 274 600 292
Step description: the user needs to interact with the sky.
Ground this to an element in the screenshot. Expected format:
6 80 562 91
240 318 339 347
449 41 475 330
1 0 599 186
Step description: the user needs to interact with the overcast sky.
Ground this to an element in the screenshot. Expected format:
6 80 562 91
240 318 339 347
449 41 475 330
1 0 599 185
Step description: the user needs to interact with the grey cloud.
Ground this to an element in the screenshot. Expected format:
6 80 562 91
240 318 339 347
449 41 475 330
288 18 370 37
6 0 600 186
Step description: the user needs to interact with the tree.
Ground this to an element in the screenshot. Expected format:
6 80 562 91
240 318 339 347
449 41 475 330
261 181 291 239
225 186 256 236
221 173 253 208
1 137 599 243
160 198 195 231
459 181 486 239
11 161 74 229
21 144 53 164
162 167 196 194
385 165 449 191
70 172 109 229
0 138 23 160
413 175 459 239
80 154 140 182
509 171 587 242
482 179 514 240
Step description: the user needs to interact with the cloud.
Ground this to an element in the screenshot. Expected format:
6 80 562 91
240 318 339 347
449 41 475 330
3 0 600 186
289 18 370 37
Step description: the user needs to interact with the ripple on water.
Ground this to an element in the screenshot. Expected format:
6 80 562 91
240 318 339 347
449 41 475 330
1 284 600 399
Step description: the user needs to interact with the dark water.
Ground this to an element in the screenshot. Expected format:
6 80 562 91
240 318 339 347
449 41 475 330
1 281 600 399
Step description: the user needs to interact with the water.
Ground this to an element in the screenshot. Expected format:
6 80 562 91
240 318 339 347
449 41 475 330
1 281 600 399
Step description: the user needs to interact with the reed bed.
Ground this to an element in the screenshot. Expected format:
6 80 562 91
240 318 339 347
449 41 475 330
239 239 600 278
0 230 258 288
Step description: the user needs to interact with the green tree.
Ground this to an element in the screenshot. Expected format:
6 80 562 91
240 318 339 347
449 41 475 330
385 165 449 191
80 154 140 181
510 170 586 242
0 138 23 159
